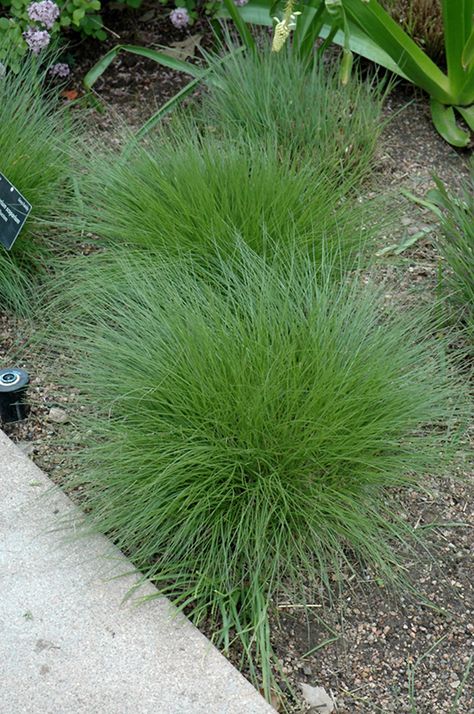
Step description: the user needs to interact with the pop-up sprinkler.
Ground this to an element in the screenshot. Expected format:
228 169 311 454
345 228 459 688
0 368 30 424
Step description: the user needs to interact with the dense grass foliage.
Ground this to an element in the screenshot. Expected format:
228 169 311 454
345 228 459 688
78 123 383 267
197 45 387 181
434 162 474 339
0 47 73 312
0 252 31 315
76 48 388 267
50 246 465 692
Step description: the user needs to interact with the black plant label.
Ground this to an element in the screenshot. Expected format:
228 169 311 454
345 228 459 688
0 173 32 251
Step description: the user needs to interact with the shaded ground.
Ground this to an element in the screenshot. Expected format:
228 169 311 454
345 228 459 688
1 17 473 713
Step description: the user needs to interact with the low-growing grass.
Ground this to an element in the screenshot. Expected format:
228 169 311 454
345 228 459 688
77 121 382 268
0 254 31 315
434 161 474 340
197 43 388 182
75 44 389 270
0 46 74 312
48 244 466 694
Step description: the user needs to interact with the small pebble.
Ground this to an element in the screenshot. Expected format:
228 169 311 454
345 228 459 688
47 407 69 424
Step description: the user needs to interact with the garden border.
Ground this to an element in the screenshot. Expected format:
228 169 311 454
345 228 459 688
0 429 274 714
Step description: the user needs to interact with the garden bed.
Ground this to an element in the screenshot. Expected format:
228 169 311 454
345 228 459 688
0 16 473 713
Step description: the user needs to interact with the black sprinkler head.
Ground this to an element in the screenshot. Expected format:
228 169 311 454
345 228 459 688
0 368 30 424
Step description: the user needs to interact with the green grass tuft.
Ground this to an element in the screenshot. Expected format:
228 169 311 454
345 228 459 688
75 45 388 270
434 161 474 341
0 46 74 313
196 43 388 182
77 119 383 269
49 245 466 694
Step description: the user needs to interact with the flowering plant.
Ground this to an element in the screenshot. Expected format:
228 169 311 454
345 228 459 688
160 0 235 29
0 0 105 68
0 0 237 69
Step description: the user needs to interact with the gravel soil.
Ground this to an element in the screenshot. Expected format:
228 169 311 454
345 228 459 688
1 14 473 712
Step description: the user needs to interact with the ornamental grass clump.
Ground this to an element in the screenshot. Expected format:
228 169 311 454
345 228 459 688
0 45 73 312
78 123 381 268
51 245 465 693
197 44 387 182
433 161 474 340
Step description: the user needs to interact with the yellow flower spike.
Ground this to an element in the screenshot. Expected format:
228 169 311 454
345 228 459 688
271 0 301 53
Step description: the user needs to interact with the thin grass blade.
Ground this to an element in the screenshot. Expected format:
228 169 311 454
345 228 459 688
221 0 256 50
135 76 202 139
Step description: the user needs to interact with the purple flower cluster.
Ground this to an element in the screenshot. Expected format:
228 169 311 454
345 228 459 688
23 1 60 56
49 62 71 79
233 0 249 5
169 7 189 28
23 27 51 55
27 0 60 29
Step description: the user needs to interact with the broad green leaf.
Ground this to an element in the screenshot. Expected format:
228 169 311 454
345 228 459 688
84 44 203 91
401 189 444 219
293 2 326 62
441 0 473 95
72 8 85 25
462 25 474 69
430 99 471 147
319 23 409 79
377 228 431 257
231 3 410 78
425 188 453 212
118 45 204 77
220 0 410 77
456 104 474 131
84 47 120 90
318 24 339 58
340 0 452 104
217 0 273 27
457 68 474 105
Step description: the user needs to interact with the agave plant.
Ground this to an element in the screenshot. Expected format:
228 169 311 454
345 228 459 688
221 0 474 147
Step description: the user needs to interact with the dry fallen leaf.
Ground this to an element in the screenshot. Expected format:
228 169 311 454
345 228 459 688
61 89 79 101
138 9 156 22
300 683 335 712
258 688 282 711
160 34 202 61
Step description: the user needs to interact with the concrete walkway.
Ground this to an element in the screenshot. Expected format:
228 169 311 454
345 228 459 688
0 430 274 714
